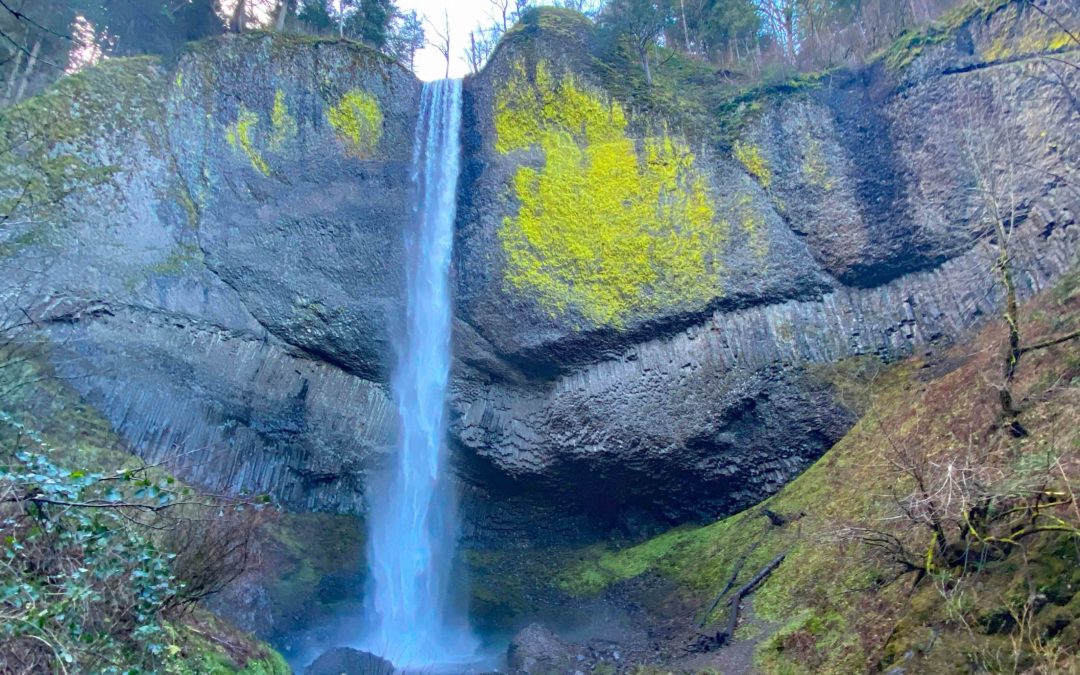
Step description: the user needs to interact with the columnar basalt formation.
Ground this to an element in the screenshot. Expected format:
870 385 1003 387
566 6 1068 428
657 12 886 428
0 0 1076 554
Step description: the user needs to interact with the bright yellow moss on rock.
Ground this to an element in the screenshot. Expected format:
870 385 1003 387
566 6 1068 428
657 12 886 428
733 140 771 188
982 31 1074 62
495 60 724 328
326 90 383 158
269 89 297 152
225 105 270 175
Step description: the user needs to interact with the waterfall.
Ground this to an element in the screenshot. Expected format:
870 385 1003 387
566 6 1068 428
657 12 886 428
360 79 478 668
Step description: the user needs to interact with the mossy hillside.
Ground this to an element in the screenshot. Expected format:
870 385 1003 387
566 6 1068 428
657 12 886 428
165 610 290 675
494 59 727 328
556 267 1080 673
877 0 1063 71
501 6 593 44
0 342 140 473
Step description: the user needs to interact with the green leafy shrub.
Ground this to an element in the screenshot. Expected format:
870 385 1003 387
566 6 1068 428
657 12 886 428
0 411 272 673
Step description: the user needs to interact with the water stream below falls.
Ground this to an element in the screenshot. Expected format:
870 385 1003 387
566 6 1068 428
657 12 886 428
360 79 481 669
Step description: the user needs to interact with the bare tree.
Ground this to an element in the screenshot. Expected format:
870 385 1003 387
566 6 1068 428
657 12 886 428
756 0 797 64
960 82 1080 423
427 9 451 79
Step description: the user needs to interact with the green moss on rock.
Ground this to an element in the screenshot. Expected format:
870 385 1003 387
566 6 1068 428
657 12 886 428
0 57 163 245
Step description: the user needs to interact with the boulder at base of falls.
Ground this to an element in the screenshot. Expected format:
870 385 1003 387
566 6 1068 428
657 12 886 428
304 647 395 675
507 623 576 674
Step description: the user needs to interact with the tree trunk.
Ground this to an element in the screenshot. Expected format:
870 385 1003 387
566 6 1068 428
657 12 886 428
998 241 1021 417
229 0 246 32
275 0 291 32
640 44 652 86
14 39 41 103
680 0 691 52
785 13 795 62
3 49 25 106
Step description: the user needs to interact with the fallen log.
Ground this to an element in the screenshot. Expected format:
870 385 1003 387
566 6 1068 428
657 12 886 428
718 552 788 645
699 540 760 628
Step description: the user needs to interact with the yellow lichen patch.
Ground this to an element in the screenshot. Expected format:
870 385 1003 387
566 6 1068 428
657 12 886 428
225 105 270 175
733 140 771 188
326 90 383 158
270 89 298 152
801 136 833 191
982 31 1073 62
495 60 724 328
731 193 769 260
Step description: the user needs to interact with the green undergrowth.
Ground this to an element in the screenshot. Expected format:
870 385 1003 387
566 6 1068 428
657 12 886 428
557 267 1080 673
491 6 828 151
0 347 290 673
165 611 290 675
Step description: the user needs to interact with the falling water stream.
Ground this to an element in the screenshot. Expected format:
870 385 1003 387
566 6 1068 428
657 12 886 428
360 79 481 669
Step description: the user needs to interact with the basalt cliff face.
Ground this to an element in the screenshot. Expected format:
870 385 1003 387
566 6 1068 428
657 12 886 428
450 0 1079 538
0 0 1077 635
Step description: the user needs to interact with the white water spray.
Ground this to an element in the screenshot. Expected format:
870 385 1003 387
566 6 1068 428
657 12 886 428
360 79 479 668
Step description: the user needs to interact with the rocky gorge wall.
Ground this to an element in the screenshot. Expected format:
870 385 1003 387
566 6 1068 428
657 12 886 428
0 35 419 512
0 0 1077 618
451 0 1079 536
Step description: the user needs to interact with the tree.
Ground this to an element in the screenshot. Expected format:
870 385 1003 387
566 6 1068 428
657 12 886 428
961 97 1080 423
342 0 396 47
463 0 530 75
755 0 797 63
81 0 224 56
679 0 760 61
297 0 334 33
427 9 451 79
0 0 83 105
386 9 424 72
275 0 295 31
602 0 671 86
554 0 607 16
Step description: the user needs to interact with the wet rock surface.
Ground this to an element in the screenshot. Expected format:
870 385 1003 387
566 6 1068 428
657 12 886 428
304 647 394 675
507 624 575 674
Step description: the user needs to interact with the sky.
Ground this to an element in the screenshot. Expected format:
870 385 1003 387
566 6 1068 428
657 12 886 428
395 0 507 80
